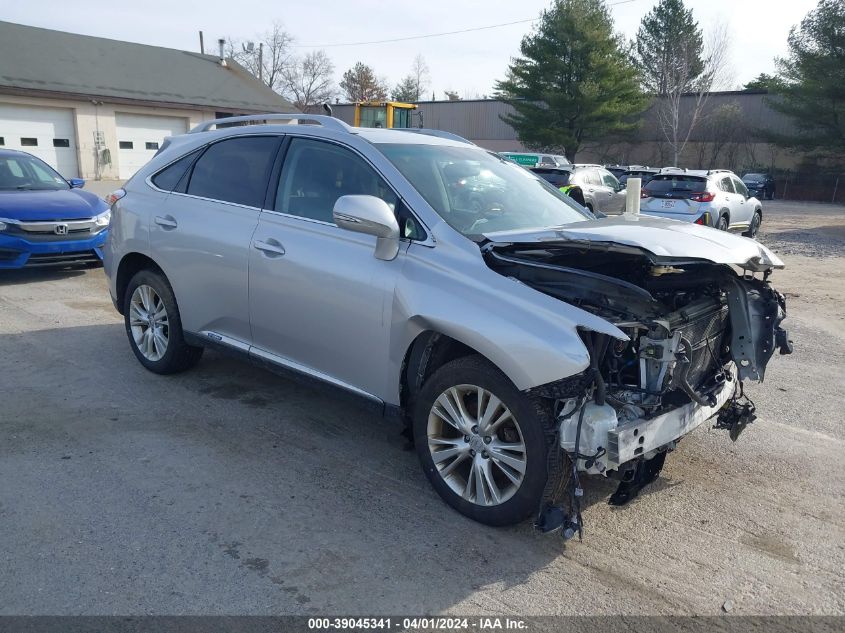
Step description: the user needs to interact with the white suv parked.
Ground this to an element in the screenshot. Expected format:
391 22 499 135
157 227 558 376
640 169 763 237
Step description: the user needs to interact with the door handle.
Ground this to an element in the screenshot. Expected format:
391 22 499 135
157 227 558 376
253 239 286 257
154 215 177 229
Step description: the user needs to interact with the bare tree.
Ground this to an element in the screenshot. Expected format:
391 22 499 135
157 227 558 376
654 20 735 165
228 22 295 94
411 54 430 100
280 50 336 112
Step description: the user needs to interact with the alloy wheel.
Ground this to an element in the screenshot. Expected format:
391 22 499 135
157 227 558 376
129 284 169 362
427 384 526 506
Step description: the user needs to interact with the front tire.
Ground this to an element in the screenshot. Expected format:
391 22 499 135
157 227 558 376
412 355 555 526
124 269 203 374
743 210 762 238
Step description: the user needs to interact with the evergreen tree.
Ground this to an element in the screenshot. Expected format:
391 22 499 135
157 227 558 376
340 63 388 102
496 0 646 161
767 0 845 158
634 0 705 95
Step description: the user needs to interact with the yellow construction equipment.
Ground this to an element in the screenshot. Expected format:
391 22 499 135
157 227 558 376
353 101 417 128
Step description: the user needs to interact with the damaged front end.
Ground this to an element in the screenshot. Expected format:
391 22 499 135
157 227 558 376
483 238 792 537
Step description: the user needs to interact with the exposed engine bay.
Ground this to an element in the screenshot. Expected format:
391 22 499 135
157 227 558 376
482 239 793 538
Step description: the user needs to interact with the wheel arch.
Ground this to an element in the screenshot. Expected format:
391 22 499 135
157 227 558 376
115 252 165 315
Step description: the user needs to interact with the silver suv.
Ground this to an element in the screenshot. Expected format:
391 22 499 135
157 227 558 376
640 169 763 237
104 114 792 532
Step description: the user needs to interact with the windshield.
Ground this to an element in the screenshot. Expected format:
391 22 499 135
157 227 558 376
0 154 69 191
376 143 591 236
742 173 765 181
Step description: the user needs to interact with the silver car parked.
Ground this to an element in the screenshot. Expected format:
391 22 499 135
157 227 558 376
104 114 792 532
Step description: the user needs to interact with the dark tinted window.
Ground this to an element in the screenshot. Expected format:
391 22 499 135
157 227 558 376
646 175 707 193
53 138 70 148
733 177 749 197
151 149 201 192
21 138 37 146
119 141 133 149
188 136 279 207
531 168 571 188
277 138 399 224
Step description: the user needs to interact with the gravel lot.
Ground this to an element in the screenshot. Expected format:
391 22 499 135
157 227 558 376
0 200 843 616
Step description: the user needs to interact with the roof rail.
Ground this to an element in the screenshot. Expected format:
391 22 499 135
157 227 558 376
393 128 475 145
190 113 352 134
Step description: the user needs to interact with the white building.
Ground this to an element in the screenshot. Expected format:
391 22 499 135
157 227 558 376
0 21 296 180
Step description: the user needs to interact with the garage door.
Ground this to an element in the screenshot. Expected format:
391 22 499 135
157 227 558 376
0 103 79 178
115 113 187 179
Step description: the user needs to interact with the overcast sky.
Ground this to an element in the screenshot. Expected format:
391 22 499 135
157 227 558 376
5 0 818 100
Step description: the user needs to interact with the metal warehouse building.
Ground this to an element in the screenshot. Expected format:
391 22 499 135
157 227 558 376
0 21 295 180
331 93 798 169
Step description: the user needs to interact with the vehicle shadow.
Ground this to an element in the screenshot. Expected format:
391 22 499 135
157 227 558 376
0 266 90 286
0 322 643 614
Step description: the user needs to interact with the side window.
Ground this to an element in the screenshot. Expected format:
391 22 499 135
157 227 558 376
601 170 620 189
187 136 280 207
733 177 749 197
278 138 393 222
151 149 201 192
719 177 735 193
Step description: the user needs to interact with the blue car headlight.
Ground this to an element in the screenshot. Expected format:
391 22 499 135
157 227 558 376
93 210 111 228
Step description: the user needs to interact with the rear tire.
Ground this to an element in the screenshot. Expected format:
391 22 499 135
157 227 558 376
717 214 729 231
412 355 555 526
123 269 203 374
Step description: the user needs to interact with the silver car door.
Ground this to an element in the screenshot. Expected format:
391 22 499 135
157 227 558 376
600 169 626 214
731 176 753 225
248 137 409 399
150 135 281 344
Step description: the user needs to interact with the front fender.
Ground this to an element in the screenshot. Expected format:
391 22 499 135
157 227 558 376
385 238 626 402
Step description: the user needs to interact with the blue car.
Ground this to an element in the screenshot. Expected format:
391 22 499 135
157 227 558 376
0 149 110 269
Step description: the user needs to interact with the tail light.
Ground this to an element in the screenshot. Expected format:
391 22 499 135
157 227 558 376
694 212 711 225
105 188 126 207
690 191 715 202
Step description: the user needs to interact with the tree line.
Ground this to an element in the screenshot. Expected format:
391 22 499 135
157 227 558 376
498 0 842 163
227 0 843 164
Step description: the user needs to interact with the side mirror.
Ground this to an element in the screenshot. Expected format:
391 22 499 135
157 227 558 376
333 195 400 261
69 178 85 189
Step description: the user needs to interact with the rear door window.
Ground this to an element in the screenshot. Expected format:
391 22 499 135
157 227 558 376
186 136 280 207
719 176 735 193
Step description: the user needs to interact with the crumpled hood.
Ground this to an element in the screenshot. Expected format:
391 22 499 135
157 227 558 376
0 189 108 222
484 214 784 271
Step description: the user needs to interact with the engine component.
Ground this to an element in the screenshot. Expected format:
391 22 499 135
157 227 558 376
559 402 616 474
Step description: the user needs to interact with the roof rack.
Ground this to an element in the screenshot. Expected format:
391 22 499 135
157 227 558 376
190 113 352 134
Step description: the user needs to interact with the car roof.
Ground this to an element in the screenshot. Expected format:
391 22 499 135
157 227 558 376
0 148 30 158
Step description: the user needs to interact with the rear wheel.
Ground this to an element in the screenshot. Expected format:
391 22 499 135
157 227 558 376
743 210 762 238
124 269 203 374
413 355 555 526
717 214 729 231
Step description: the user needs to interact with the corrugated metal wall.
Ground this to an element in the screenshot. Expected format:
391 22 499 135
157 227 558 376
330 92 795 147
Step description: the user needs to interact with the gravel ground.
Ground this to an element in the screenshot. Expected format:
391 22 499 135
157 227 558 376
0 200 842 616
